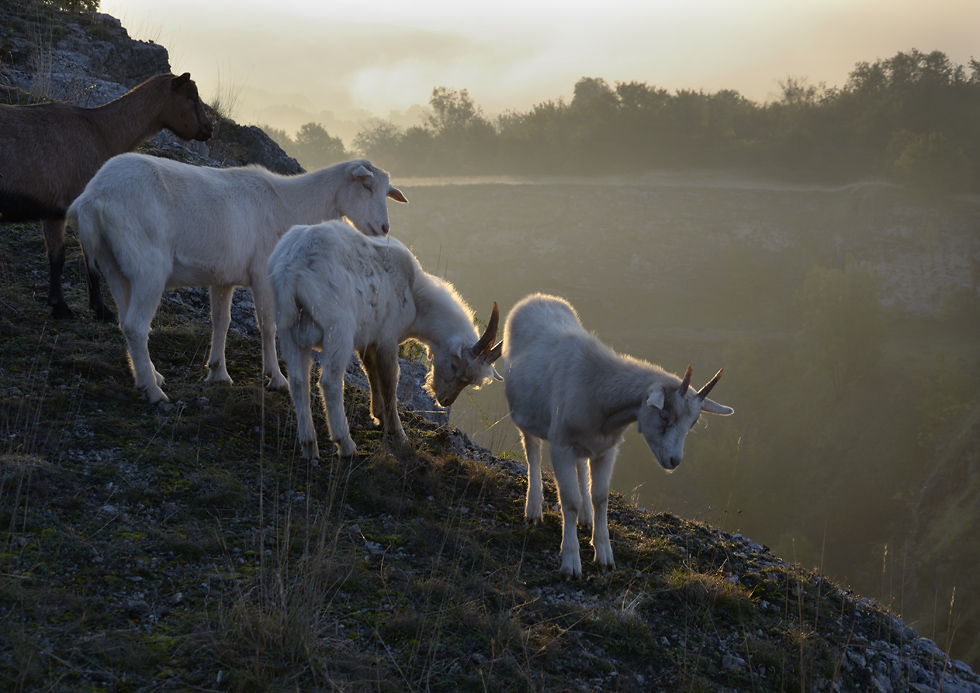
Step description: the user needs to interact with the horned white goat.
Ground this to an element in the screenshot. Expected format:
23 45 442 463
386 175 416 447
502 293 734 577
67 154 407 404
268 220 503 460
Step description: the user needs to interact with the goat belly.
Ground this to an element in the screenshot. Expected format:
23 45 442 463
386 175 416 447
0 191 65 222
166 259 247 288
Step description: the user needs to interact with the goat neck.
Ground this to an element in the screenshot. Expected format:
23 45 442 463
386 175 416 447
591 352 663 435
88 76 179 154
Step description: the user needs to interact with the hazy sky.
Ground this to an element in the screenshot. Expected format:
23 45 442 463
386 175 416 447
103 0 978 141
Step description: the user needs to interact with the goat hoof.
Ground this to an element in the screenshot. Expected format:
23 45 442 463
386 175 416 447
524 516 542 527
94 306 117 324
301 441 320 461
145 388 169 405
206 371 234 386
266 374 289 392
387 434 411 450
337 438 357 458
50 303 74 320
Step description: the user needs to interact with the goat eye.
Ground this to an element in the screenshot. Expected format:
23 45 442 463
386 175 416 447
659 410 669 422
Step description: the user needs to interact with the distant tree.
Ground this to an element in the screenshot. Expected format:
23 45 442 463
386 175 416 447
777 75 823 106
571 77 615 109
292 122 349 170
397 125 437 174
353 118 403 166
260 124 295 154
424 87 498 172
427 87 478 135
889 130 973 192
566 77 619 168
615 80 670 115
497 99 570 172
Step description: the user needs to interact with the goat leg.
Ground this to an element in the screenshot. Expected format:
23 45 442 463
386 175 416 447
85 262 115 323
44 219 73 319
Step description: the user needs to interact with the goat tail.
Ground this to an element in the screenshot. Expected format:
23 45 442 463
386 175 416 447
268 249 302 330
64 199 85 264
269 246 324 340
68 195 111 276
67 195 96 275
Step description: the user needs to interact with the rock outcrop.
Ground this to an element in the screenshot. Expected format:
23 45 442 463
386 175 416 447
0 5 300 175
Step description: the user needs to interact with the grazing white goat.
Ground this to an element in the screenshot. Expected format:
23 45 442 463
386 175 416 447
67 154 407 404
0 72 212 320
268 220 503 460
502 294 733 577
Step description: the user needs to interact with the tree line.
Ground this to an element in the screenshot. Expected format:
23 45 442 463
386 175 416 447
267 49 980 192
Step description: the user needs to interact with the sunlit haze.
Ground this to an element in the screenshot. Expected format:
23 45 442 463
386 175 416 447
102 0 978 142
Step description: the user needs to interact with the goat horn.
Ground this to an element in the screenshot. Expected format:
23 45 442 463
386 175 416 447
697 368 724 400
679 365 693 396
486 341 503 365
472 302 499 357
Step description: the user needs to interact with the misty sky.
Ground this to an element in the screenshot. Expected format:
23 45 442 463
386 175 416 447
103 0 978 140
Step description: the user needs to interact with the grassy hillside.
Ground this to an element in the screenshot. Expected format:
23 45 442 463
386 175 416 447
0 216 977 691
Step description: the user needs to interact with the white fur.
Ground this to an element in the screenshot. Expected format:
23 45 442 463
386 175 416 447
67 154 407 404
268 220 502 460
502 293 734 578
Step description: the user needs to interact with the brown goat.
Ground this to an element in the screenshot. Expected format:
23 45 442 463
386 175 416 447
0 72 212 320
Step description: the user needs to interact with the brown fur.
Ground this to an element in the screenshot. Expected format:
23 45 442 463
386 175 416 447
0 72 212 319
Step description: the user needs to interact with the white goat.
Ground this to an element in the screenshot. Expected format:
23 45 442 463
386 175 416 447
67 154 407 404
268 220 503 460
502 293 734 577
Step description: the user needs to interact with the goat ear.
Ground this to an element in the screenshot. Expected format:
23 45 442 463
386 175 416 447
172 73 192 90
490 365 504 382
351 164 373 181
387 186 408 203
701 398 734 416
646 386 665 410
